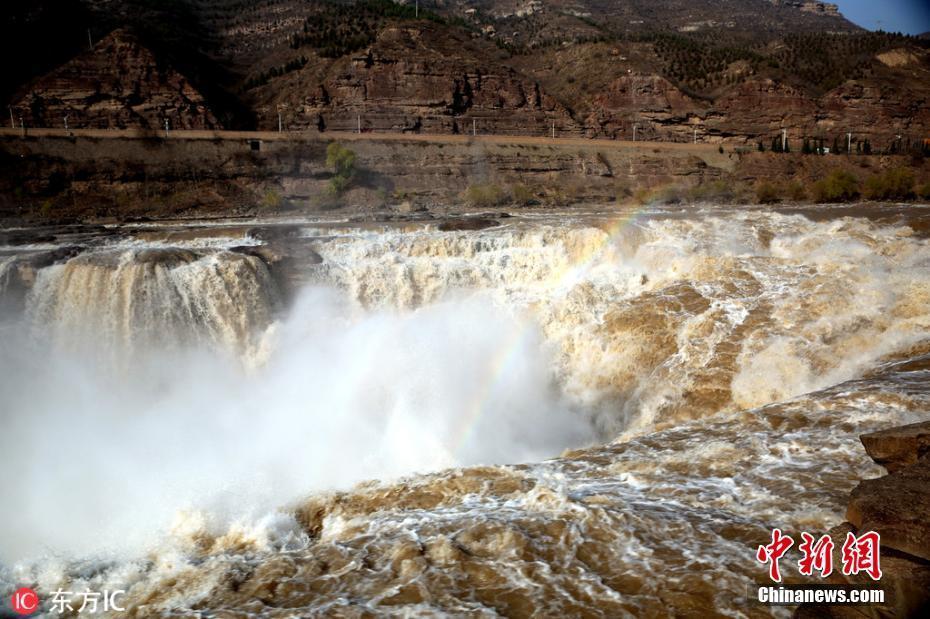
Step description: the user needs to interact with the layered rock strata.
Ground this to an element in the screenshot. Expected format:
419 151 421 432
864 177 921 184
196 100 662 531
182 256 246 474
795 421 930 618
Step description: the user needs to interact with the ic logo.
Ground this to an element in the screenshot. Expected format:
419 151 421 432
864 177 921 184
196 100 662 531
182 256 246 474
10 587 39 615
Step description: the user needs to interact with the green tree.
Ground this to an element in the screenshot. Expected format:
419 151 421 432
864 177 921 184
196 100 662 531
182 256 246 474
326 142 357 194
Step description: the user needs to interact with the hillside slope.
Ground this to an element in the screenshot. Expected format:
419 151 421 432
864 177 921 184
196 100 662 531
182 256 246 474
3 1 929 147
15 30 219 131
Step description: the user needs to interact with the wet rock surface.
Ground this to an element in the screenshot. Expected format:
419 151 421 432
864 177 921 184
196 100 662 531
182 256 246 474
847 458 930 564
0 246 84 314
132 248 200 266
795 421 930 618
794 521 930 619
436 217 501 232
860 421 930 473
232 233 324 304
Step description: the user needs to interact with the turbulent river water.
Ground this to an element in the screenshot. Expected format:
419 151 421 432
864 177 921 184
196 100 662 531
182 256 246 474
1 205 929 617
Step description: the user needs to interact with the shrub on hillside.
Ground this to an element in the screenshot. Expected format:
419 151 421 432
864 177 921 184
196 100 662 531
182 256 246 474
542 180 586 206
919 182 930 201
463 183 506 208
261 189 283 209
688 180 735 203
863 167 916 201
784 180 807 202
510 183 535 206
614 182 633 203
756 182 780 204
651 185 686 205
812 170 859 203
630 184 689 206
632 187 653 206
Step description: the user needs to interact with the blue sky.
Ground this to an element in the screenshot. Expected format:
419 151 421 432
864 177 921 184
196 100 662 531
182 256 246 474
833 0 930 35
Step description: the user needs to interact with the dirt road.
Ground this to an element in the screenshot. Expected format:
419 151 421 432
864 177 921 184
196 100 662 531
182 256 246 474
0 127 722 155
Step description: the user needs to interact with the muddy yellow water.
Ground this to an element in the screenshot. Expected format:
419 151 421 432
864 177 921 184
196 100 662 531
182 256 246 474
1 205 929 617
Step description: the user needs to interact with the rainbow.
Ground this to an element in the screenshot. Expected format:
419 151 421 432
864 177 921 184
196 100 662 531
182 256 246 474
448 205 652 459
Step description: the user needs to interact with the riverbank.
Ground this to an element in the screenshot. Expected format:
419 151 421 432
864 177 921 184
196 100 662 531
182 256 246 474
1 130 928 224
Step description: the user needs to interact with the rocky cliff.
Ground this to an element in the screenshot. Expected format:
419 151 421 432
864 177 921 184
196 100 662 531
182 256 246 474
244 21 930 146
12 30 219 131
708 77 927 146
772 1 840 18
252 23 579 136
564 72 929 146
795 420 930 618
2 2 928 146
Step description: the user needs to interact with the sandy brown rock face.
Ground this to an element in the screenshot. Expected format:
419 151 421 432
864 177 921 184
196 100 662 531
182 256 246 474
850 422 930 565
815 81 929 145
860 421 930 473
711 79 817 137
580 75 930 145
794 423 930 618
11 29 219 131
255 23 578 136
584 74 703 140
846 457 930 563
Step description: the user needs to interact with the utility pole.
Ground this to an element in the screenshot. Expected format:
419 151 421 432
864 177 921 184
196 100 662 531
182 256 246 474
8 106 14 129
847 132 852 155
357 114 361 134
633 123 639 142
87 29 93 50
551 121 555 140
164 118 169 138
472 118 476 136
64 114 69 131
693 128 698 144
19 117 25 137
415 0 419 18
782 128 787 152
278 112 282 133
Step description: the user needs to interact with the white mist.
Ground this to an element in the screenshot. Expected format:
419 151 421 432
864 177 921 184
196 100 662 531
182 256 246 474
0 286 592 564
